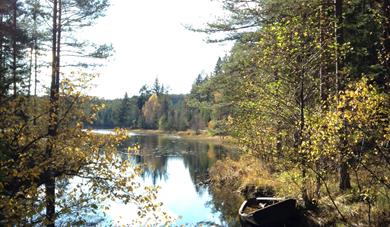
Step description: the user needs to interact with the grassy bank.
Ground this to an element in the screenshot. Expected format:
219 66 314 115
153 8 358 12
208 155 390 226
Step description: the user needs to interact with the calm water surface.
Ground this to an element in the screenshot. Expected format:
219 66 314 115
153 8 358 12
97 130 240 226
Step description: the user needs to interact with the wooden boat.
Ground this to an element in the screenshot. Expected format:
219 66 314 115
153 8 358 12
238 197 297 227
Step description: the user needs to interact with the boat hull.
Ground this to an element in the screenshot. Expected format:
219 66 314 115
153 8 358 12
239 197 297 227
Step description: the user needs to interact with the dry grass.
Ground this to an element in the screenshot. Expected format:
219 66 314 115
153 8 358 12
209 156 390 226
209 155 280 198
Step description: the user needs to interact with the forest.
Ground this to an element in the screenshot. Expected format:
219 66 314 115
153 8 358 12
1 0 389 226
194 0 389 226
90 74 226 135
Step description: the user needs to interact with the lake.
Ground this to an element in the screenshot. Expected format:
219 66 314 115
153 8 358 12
91 130 241 226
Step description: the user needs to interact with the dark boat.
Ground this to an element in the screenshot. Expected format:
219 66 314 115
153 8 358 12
238 197 297 227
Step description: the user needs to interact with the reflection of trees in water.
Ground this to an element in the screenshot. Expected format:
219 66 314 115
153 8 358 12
120 135 240 225
181 142 241 226
134 154 169 185
123 135 232 190
182 143 227 195
207 183 243 227
130 136 170 185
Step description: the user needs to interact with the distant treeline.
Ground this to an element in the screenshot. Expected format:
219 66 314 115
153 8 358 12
89 75 228 135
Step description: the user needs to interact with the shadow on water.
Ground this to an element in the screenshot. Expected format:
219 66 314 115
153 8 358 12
118 134 242 226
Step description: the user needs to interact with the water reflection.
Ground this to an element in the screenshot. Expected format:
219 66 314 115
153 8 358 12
121 135 227 190
118 134 240 226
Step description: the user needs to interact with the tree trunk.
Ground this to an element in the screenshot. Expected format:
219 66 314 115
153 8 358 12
319 2 325 103
315 1 326 199
0 14 3 66
33 4 38 98
56 0 61 85
45 176 55 227
339 161 351 190
12 0 17 97
45 0 59 225
334 0 343 95
300 64 310 206
0 13 4 101
34 41 38 97
28 46 32 97
381 0 389 75
335 0 351 191
297 24 309 203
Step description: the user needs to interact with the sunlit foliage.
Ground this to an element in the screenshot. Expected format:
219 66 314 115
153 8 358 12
0 74 173 225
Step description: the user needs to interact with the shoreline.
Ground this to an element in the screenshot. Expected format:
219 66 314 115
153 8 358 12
90 128 238 147
128 129 236 145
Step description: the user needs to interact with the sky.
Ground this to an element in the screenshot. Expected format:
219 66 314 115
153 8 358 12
80 0 233 99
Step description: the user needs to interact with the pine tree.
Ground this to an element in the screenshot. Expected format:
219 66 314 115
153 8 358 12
118 92 131 128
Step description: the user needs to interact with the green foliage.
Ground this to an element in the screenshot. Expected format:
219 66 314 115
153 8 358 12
198 0 389 225
118 92 132 127
92 79 211 132
0 78 170 225
303 78 389 197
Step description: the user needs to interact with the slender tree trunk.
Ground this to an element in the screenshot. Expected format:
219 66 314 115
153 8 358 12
381 0 389 76
32 4 38 125
45 0 59 225
315 1 326 200
300 64 310 206
0 14 3 66
0 13 4 100
28 46 32 97
298 10 311 206
56 0 61 84
295 27 308 204
33 4 38 98
335 0 351 191
274 69 283 160
339 161 351 189
12 0 17 97
319 3 325 103
34 44 38 97
334 0 342 95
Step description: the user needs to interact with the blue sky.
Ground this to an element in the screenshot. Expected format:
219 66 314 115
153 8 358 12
80 0 232 99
